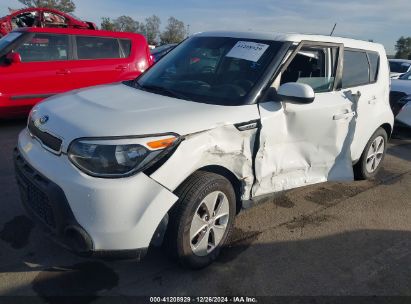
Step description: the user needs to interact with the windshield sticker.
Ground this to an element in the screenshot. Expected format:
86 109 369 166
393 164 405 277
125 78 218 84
226 41 269 62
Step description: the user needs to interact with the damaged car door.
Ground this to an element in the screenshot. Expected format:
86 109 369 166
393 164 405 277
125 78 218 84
253 42 355 197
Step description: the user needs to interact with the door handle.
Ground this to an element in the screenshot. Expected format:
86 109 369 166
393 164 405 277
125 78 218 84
56 69 71 75
115 65 127 71
333 111 355 120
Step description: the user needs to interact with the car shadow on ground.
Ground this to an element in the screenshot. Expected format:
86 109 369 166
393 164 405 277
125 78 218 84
1 226 411 301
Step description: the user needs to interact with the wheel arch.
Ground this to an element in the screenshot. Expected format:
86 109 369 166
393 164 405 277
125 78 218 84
380 123 392 139
352 121 393 164
169 165 244 214
198 165 244 214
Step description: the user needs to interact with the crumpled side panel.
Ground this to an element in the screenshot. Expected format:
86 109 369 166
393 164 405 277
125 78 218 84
150 125 257 200
253 96 356 197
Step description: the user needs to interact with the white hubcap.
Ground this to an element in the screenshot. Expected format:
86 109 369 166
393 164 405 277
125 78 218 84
366 135 385 173
189 191 230 257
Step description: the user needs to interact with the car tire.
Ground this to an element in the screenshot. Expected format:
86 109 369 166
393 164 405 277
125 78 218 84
164 171 236 269
354 127 388 180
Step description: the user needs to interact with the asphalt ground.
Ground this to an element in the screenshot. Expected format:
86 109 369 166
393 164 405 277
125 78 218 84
0 119 410 303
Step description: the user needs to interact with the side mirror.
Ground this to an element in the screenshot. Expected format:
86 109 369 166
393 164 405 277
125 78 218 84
277 83 315 104
6 51 22 64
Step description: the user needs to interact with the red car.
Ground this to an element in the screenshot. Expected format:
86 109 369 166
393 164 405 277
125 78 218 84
0 7 97 38
0 27 153 118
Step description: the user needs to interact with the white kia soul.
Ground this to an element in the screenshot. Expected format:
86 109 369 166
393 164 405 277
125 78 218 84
15 31 394 268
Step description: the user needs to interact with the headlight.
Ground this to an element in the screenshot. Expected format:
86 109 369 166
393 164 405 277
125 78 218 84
68 135 179 177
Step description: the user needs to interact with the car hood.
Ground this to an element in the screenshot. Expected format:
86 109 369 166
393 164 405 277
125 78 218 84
31 83 259 150
391 79 411 95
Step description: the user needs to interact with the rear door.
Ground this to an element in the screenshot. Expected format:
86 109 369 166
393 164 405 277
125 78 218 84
253 42 356 197
341 49 385 162
68 35 134 89
0 32 73 109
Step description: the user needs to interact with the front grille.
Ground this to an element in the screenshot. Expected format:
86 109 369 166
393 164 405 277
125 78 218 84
15 154 56 229
28 119 62 153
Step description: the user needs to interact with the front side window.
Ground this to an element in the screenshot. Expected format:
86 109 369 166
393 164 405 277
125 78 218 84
15 33 69 62
76 36 121 59
342 50 370 88
134 36 284 105
12 11 39 28
280 45 339 93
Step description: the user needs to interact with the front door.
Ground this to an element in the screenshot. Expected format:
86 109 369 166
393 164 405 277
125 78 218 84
253 42 356 197
0 32 73 112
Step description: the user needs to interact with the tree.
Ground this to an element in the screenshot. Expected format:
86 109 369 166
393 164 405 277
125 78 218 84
160 17 187 44
17 0 75 13
101 17 115 31
113 15 146 34
395 36 411 59
145 15 161 45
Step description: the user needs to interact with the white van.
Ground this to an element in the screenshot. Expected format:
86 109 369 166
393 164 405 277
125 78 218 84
15 31 394 268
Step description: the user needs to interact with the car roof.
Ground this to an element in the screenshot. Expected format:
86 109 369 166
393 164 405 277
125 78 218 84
14 27 144 39
194 31 385 53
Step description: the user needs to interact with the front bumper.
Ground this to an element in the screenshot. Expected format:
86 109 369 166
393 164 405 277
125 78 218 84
15 128 178 256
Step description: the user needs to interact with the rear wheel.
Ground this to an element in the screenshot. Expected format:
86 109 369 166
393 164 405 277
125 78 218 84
354 127 387 180
164 171 236 269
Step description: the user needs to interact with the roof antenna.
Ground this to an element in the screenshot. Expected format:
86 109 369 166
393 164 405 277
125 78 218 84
330 23 337 36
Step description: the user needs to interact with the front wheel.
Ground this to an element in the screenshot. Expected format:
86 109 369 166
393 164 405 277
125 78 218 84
164 171 236 269
354 127 388 180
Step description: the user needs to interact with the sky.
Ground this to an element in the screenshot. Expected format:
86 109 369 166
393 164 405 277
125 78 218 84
1 0 409 54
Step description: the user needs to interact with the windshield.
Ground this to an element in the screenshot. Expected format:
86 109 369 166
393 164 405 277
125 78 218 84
132 36 284 105
0 32 22 53
399 71 411 80
390 61 411 73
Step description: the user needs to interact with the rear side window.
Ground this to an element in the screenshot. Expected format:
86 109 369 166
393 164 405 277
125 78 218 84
15 33 69 62
342 50 369 88
367 52 379 82
76 36 121 59
119 39 132 57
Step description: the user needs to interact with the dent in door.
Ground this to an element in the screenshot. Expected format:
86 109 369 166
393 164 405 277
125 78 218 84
253 97 356 197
